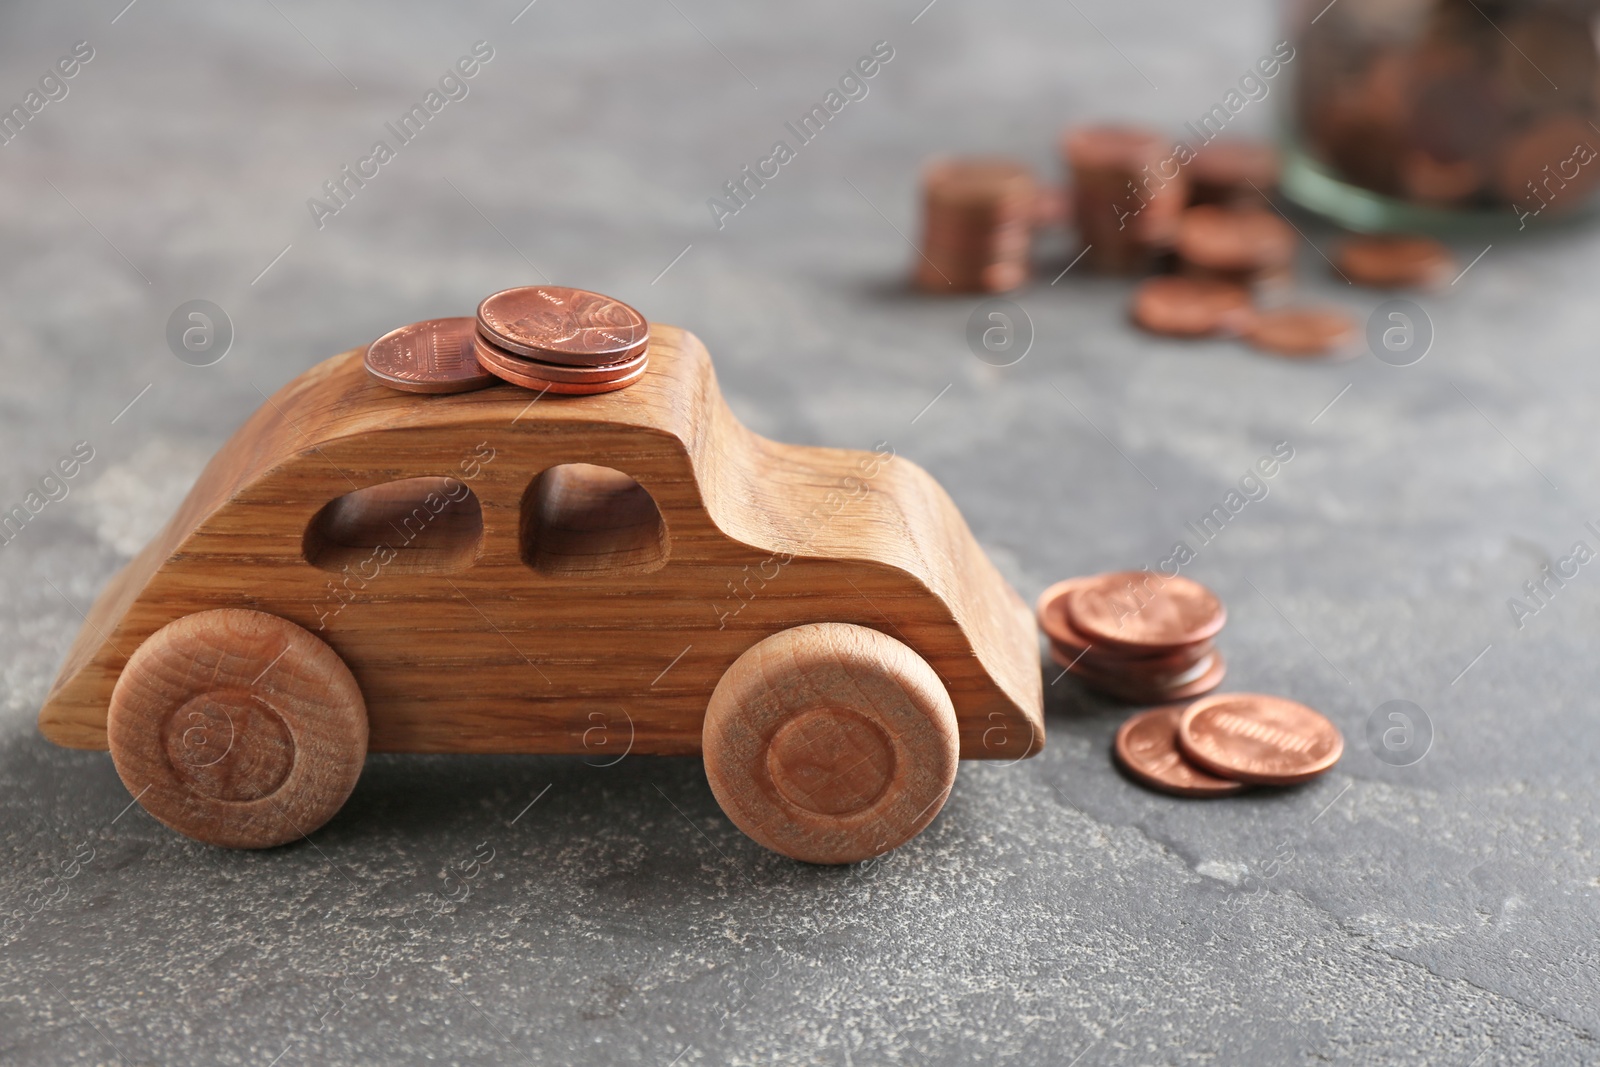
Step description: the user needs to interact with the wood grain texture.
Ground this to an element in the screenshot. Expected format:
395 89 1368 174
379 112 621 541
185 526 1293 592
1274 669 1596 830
39 324 1044 761
106 609 367 848
702 623 960 864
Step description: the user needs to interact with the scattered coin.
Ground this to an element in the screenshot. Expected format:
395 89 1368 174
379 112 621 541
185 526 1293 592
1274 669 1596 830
1115 705 1246 797
1334 235 1455 289
1178 693 1344 785
365 317 495 395
478 286 649 366
1131 276 1255 338
915 158 1037 293
1245 306 1359 359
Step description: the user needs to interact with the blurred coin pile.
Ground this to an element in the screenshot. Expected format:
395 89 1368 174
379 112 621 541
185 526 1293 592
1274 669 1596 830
915 159 1038 293
1296 1 1600 215
914 126 1459 361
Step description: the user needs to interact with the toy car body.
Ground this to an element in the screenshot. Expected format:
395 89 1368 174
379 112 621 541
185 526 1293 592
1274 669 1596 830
39 324 1043 863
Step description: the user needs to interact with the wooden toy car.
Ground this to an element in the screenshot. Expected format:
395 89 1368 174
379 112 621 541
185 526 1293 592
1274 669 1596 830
38 324 1044 863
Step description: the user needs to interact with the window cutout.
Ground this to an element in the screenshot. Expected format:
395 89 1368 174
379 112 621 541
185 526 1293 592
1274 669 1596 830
521 463 668 577
304 476 482 575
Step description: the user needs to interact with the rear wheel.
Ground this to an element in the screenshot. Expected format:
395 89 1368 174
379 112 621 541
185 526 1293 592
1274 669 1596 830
703 623 960 864
107 609 367 848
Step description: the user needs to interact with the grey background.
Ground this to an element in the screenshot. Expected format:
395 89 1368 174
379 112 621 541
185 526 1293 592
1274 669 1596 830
2 1 1597 1064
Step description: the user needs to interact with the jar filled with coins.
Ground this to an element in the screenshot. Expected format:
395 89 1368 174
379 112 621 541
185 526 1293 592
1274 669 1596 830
1282 0 1600 230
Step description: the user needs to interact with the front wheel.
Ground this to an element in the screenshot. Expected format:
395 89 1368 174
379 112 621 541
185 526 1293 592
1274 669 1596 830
107 609 368 848
702 623 960 865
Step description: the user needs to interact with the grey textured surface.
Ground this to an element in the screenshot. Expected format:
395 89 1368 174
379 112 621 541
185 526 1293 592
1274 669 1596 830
3 1 1599 1064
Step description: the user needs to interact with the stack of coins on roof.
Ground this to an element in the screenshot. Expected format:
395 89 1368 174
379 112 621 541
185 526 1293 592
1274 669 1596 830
474 285 651 394
915 159 1040 293
1114 695 1344 798
1037 572 1227 704
364 285 652 397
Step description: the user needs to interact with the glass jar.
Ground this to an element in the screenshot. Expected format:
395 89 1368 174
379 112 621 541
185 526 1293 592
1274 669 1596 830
1282 0 1600 231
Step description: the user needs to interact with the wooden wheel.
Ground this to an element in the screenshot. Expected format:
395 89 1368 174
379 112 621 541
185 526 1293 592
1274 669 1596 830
703 623 960 865
107 609 367 849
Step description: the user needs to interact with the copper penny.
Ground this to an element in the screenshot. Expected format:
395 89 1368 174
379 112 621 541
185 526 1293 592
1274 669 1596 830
477 286 650 366
472 333 647 383
1036 578 1095 651
1065 571 1226 651
1334 235 1455 289
364 317 495 394
1178 693 1343 785
1130 276 1255 338
1115 705 1245 797
1042 580 1204 661
1245 306 1359 359
474 338 647 394
1176 205 1295 274
1041 583 1215 668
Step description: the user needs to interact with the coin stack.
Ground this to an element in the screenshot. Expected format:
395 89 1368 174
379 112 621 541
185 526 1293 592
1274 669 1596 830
1064 125 1188 274
1114 694 1344 798
364 285 652 397
1037 571 1226 704
474 286 651 394
915 158 1038 293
